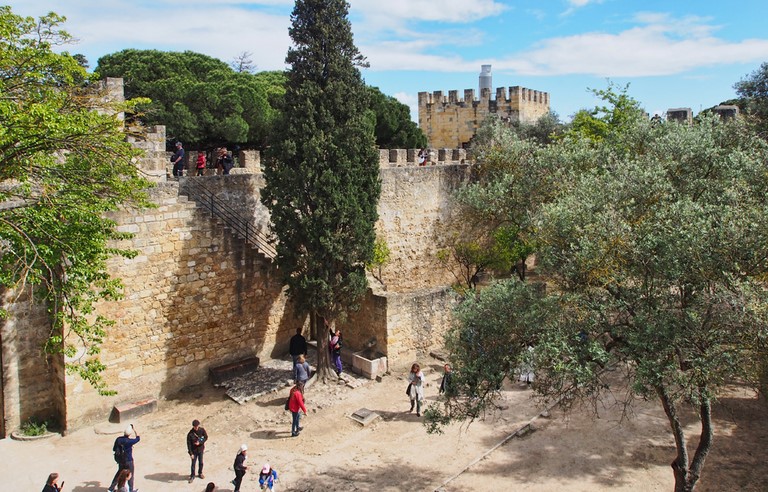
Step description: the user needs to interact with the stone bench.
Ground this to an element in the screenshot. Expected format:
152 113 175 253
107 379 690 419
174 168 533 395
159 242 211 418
209 357 260 384
109 398 158 423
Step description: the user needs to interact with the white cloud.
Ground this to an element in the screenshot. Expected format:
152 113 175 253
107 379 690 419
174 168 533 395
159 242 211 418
362 12 768 78
495 14 768 76
351 0 507 24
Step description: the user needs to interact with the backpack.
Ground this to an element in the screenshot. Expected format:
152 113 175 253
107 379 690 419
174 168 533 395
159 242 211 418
113 440 126 463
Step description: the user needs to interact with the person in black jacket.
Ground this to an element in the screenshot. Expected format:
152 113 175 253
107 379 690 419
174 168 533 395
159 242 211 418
232 444 248 492
187 419 209 483
42 472 63 492
289 327 307 365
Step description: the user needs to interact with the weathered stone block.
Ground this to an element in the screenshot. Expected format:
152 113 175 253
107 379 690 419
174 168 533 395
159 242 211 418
109 398 158 423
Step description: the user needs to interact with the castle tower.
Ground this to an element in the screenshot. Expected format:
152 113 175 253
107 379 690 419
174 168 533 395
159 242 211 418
479 65 492 95
418 67 550 148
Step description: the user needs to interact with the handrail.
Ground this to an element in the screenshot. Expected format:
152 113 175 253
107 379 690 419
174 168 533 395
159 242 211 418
178 177 278 260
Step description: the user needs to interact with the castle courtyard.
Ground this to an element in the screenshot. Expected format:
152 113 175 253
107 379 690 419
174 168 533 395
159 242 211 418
1 357 765 491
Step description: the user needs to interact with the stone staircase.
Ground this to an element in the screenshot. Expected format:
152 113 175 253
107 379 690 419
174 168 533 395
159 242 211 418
173 178 277 261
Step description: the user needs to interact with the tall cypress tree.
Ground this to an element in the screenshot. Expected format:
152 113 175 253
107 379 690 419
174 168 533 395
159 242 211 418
262 0 380 380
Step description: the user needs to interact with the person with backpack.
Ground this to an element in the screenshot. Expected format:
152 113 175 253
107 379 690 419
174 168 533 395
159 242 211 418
187 419 209 483
108 424 140 492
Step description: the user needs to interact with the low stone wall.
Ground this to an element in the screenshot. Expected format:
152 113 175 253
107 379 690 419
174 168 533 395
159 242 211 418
338 286 458 371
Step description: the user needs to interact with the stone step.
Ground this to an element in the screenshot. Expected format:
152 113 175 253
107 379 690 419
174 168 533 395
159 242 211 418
109 398 158 423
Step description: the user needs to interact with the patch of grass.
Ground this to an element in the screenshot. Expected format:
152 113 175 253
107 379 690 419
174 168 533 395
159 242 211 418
20 418 49 436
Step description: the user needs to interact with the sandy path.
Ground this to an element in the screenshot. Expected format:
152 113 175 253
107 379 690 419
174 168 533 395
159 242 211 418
1 360 765 492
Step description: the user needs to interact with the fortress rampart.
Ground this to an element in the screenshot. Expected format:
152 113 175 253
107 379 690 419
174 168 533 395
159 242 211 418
0 77 473 433
419 86 550 148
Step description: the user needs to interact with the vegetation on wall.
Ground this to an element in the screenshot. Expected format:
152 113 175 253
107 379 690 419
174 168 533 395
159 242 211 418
0 7 153 393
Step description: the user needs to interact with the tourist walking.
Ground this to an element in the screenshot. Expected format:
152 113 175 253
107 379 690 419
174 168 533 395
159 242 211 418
439 363 454 397
407 363 425 416
289 327 307 365
196 152 206 176
288 381 307 437
187 419 209 483
42 472 63 492
108 424 140 492
293 354 311 385
258 463 278 491
330 329 343 375
171 141 185 177
232 444 248 492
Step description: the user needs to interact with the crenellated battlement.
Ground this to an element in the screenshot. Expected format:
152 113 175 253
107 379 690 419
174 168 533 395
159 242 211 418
418 86 549 108
418 85 551 148
378 148 467 167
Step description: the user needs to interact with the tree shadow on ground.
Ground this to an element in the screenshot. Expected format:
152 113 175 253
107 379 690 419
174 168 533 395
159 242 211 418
285 458 439 492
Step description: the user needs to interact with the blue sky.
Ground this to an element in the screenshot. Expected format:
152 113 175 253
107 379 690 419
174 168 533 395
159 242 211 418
9 0 768 121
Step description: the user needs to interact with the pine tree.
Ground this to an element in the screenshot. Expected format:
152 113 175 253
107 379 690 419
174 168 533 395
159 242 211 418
262 0 380 381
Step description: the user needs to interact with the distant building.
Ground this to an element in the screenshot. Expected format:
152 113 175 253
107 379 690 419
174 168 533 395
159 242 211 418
418 65 550 148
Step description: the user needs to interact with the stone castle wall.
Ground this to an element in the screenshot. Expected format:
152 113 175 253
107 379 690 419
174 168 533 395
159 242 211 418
0 288 64 436
63 183 298 428
1 77 473 432
418 86 550 148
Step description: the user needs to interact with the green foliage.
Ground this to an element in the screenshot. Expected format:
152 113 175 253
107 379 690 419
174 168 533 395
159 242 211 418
424 280 553 431
95 50 285 148
568 81 645 142
432 84 768 490
734 61 768 138
20 418 49 436
366 86 426 148
262 0 380 327
0 6 152 393
366 237 390 284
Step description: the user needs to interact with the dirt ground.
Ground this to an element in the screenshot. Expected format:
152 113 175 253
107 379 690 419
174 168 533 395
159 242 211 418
1 359 766 492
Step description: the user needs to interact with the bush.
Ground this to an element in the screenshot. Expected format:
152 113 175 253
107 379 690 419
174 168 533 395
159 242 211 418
20 419 49 436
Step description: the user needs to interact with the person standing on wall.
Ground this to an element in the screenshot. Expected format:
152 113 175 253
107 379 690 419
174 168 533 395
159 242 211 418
222 150 234 175
196 152 206 176
187 419 209 483
171 141 185 177
108 424 140 492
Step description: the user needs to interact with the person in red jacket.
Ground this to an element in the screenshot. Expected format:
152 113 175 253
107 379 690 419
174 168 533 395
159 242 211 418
288 381 307 437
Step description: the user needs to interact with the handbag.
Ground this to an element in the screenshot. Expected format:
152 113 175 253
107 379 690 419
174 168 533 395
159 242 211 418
284 397 290 411
405 382 412 396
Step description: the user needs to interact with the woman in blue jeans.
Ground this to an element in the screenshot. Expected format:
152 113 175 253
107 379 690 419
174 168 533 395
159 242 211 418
288 381 307 437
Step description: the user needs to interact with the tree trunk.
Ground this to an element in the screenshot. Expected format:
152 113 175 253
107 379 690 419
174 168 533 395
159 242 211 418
657 386 714 492
312 311 336 383
657 386 690 492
